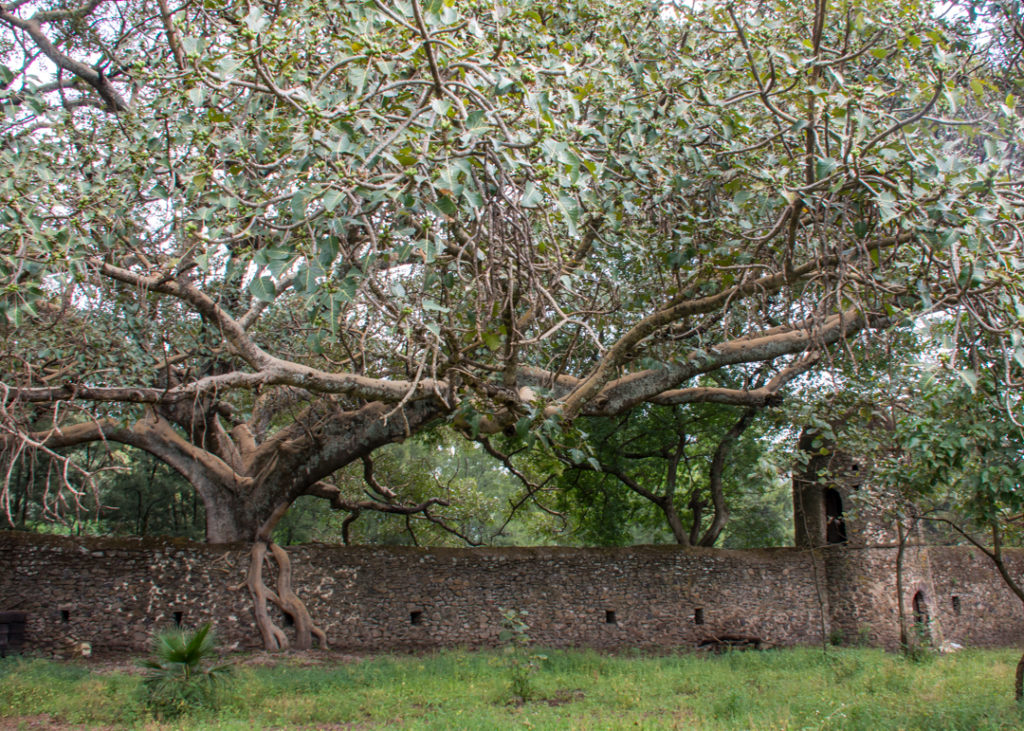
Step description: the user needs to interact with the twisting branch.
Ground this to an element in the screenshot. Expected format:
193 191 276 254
410 0 444 98
0 3 128 112
361 455 399 500
307 479 449 516
476 437 561 537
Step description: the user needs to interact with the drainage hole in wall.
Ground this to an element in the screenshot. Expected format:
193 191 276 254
60 609 70 623
173 611 183 627
694 608 705 625
605 610 617 624
952 595 961 615
410 610 423 625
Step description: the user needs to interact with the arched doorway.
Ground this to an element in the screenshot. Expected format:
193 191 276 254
824 488 847 544
912 590 930 641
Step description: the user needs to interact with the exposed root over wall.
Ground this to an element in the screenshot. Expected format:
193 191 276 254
246 540 327 651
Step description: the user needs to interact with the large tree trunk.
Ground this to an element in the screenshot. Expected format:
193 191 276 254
203 492 259 544
184 474 328 650
19 393 447 651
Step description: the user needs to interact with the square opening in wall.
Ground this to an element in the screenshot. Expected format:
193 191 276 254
952 596 961 615
60 609 70 623
605 610 617 624
173 611 183 627
410 610 423 625
694 608 705 625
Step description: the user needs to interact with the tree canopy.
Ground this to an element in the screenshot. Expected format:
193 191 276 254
2 0 1024 648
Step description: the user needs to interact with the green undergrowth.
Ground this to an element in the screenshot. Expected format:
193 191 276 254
2 646 1023 729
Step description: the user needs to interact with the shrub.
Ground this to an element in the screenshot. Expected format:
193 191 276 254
498 608 546 702
139 623 232 719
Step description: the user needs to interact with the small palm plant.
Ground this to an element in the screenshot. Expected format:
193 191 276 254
139 623 232 719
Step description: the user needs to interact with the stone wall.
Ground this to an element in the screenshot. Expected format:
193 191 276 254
823 543 1024 649
823 544 935 648
923 546 1024 648
1 531 1022 656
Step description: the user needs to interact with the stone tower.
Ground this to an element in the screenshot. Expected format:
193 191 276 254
792 425 893 548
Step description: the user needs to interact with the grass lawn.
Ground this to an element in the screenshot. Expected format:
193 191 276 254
1 646 1022 729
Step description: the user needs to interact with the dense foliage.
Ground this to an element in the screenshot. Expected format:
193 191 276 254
3 0 1024 648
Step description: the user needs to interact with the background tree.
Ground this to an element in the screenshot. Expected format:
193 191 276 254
878 353 1024 698
544 358 812 546
550 402 762 547
2 0 1023 649
803 314 1024 696
271 427 557 547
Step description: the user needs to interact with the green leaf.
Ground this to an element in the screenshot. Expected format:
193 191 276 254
430 98 452 117
249 276 277 303
815 158 838 180
243 6 267 32
323 189 345 212
465 110 488 133
482 330 502 351
422 298 449 312
432 195 457 217
956 369 978 392
520 181 543 208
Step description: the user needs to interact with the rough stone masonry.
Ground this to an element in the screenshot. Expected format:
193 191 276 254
1 531 1023 656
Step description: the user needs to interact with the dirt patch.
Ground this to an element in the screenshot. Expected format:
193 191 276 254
543 688 586 706
0 714 119 730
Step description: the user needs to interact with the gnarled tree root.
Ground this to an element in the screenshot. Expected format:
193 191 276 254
246 540 328 651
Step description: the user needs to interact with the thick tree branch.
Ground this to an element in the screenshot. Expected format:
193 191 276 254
20 414 252 495
553 233 914 419
650 350 821 406
533 309 881 419
306 479 449 515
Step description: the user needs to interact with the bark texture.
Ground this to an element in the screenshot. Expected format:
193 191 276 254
245 541 327 651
